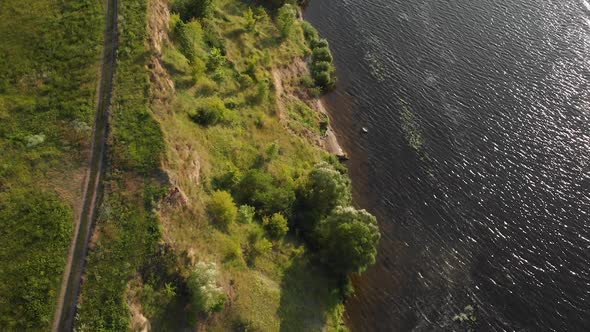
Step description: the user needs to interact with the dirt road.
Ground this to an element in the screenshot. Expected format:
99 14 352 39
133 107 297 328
52 0 118 330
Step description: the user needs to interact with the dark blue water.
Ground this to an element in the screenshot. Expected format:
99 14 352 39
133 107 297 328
305 0 590 330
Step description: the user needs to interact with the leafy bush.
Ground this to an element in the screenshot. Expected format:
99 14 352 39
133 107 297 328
208 190 238 230
312 61 332 73
276 4 296 39
195 77 217 96
237 205 256 224
174 20 196 62
173 0 213 21
312 71 332 89
207 47 226 71
310 43 336 89
302 21 319 44
312 47 333 63
317 206 380 275
190 97 229 126
254 79 270 104
295 163 352 235
25 134 45 148
263 213 289 240
233 170 295 217
244 227 272 266
312 38 329 49
244 7 256 31
187 262 226 314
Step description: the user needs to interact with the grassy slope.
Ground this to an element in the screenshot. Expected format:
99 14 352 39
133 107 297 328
154 0 346 330
76 0 347 331
0 0 103 330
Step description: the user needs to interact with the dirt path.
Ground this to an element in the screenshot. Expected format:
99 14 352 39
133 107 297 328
52 0 118 330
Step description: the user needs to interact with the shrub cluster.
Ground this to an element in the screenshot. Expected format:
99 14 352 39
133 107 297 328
276 4 296 39
172 0 213 21
209 160 380 277
189 97 231 126
310 39 336 90
294 163 380 276
187 262 226 314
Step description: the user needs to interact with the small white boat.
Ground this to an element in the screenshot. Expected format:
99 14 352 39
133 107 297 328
361 127 368 133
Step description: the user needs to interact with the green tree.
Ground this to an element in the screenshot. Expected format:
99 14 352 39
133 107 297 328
276 4 296 39
263 213 289 240
233 170 295 217
295 163 352 234
207 190 238 230
317 207 380 275
173 0 213 21
312 47 333 63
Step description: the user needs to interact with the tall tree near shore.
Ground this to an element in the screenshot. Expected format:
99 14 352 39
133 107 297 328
317 206 380 275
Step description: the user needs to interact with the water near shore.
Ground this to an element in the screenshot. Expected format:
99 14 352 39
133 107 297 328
305 0 590 330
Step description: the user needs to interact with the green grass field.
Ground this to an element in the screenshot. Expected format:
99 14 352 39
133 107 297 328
0 0 103 330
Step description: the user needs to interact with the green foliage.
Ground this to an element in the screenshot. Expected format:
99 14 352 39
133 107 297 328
173 0 213 21
310 42 336 90
237 205 256 224
244 227 272 266
140 283 176 318
187 262 226 314
317 207 380 275
295 163 352 235
312 38 329 49
276 5 296 39
265 141 280 161
312 60 332 73
312 47 333 63
263 213 289 240
313 71 332 89
208 47 226 71
190 97 230 126
174 20 196 62
208 190 238 230
233 170 295 217
77 184 164 330
254 79 270 104
244 7 256 32
109 0 165 173
0 189 74 331
302 21 319 44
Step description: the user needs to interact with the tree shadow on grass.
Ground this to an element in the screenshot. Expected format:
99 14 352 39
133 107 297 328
277 254 342 332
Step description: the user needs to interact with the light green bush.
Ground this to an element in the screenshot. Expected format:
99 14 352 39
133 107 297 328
207 190 238 230
263 213 289 240
187 262 226 314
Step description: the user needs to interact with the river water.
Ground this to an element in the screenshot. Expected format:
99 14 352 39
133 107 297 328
305 0 590 330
